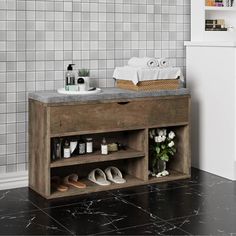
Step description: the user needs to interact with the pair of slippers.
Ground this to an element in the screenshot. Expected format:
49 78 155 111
51 174 86 192
88 166 126 186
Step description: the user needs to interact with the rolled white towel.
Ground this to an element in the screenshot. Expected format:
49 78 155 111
128 57 158 68
157 58 169 68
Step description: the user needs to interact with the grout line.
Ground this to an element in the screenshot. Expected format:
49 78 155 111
112 194 194 235
29 200 75 236
94 216 192 236
20 191 116 211
93 221 165 235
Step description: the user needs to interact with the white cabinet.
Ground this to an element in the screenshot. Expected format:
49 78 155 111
185 43 236 180
187 0 236 180
191 0 236 41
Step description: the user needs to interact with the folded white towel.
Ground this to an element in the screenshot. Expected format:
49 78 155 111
128 57 158 68
157 58 169 68
128 57 169 69
113 66 184 85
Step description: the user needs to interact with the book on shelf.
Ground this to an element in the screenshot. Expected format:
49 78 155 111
205 0 234 6
205 19 227 31
205 24 224 29
205 19 225 25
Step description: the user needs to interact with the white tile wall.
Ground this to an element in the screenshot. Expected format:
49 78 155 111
0 0 190 174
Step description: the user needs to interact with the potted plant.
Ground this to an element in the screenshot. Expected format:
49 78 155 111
149 128 176 177
78 69 90 90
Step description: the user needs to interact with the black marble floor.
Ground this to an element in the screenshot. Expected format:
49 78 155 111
0 168 235 235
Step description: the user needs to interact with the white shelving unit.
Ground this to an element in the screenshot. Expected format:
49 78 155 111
185 1 236 180
191 0 236 42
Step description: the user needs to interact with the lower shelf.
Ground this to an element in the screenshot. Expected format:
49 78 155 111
49 170 190 199
148 170 190 184
50 174 142 199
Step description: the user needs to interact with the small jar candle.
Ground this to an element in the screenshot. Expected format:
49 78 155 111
86 138 93 153
78 78 86 91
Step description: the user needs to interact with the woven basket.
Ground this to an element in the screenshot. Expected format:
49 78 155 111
116 79 180 91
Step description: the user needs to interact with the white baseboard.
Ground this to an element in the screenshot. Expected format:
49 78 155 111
0 171 28 190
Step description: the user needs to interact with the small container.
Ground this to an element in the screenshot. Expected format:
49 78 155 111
63 140 71 158
78 77 86 91
78 137 86 155
108 143 118 152
101 137 108 155
86 138 93 153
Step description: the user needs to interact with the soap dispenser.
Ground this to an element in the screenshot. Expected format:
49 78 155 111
65 64 76 91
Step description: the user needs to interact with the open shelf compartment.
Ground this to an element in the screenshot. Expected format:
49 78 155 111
148 125 190 183
50 157 148 198
50 174 144 199
50 129 146 166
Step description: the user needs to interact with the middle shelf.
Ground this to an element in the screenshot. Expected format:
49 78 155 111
50 148 145 168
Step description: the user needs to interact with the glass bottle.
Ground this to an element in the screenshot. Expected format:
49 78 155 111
63 140 71 158
101 137 108 155
86 138 93 153
78 137 86 155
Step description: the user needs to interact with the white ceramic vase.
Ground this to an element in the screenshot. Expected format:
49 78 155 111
79 76 90 90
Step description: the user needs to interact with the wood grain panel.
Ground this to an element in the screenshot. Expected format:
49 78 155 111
50 97 189 135
50 148 145 168
168 126 191 175
29 99 50 198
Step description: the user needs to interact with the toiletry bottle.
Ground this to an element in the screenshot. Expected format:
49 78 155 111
86 138 93 153
101 137 108 155
78 137 86 155
52 139 57 161
65 64 76 91
63 140 71 158
77 77 86 91
56 142 62 159
56 138 62 159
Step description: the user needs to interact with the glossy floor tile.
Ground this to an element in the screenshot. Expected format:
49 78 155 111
43 197 158 235
0 168 235 235
0 210 71 235
0 188 39 217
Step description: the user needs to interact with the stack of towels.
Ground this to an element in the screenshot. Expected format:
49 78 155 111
113 57 184 85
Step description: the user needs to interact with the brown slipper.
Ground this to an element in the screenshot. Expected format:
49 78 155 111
51 176 68 192
63 174 86 189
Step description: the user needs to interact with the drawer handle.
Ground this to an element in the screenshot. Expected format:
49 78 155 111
117 101 130 105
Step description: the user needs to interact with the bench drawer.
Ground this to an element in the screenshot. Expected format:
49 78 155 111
50 97 189 135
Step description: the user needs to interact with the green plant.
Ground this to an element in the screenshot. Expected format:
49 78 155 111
149 128 176 172
78 69 90 77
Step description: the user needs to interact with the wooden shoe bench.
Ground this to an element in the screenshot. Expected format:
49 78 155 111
29 89 191 199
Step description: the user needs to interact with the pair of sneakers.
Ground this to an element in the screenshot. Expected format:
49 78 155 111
88 166 126 186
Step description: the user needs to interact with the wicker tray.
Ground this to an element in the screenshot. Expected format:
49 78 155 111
116 79 180 91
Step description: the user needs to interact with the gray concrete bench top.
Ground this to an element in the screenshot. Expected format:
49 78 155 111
29 87 190 104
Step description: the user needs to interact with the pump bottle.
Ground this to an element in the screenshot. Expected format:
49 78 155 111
65 64 76 91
